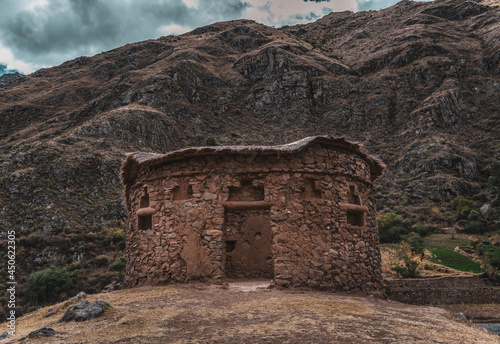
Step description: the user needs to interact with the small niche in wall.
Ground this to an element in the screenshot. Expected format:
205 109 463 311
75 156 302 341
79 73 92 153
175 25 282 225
140 190 150 208
225 240 236 253
302 180 321 199
347 210 364 227
348 185 361 205
173 182 193 201
229 180 264 201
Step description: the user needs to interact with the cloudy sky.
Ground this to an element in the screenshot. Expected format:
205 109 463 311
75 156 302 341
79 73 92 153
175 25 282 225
0 0 433 75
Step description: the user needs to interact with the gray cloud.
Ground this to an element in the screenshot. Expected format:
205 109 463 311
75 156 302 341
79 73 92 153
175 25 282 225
322 7 334 15
0 63 20 75
1 0 419 71
0 0 250 68
304 11 321 21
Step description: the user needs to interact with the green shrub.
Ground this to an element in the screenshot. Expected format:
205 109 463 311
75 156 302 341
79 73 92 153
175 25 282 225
468 210 481 221
377 212 413 243
391 242 420 278
482 246 500 281
378 212 412 229
391 259 419 278
464 220 486 234
380 226 409 243
25 266 74 305
457 197 478 220
476 243 487 256
412 223 429 237
94 255 109 268
485 252 500 270
405 232 424 255
109 256 126 272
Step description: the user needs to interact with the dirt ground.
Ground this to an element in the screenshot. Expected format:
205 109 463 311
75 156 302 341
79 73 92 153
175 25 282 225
4 282 499 344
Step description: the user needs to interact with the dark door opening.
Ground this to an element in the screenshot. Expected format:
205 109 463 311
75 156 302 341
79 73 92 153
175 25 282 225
224 210 273 279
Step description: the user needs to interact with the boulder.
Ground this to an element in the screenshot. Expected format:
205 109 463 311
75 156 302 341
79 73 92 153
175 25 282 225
61 301 111 322
27 327 59 338
0 332 11 341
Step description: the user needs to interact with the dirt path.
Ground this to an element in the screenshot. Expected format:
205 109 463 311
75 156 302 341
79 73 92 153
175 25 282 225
4 283 499 343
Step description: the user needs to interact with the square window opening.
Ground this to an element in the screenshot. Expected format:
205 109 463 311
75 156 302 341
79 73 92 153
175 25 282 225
138 215 152 231
347 211 364 226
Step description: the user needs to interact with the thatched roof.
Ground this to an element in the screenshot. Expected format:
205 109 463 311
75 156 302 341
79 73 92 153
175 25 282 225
121 136 385 185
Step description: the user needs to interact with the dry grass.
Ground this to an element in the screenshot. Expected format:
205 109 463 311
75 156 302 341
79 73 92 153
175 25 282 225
3 284 498 344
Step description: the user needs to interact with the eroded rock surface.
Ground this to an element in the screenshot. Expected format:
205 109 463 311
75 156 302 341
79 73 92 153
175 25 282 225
61 301 111 322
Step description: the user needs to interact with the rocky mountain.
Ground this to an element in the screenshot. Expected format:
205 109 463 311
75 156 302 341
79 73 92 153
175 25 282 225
0 0 499 310
0 73 24 86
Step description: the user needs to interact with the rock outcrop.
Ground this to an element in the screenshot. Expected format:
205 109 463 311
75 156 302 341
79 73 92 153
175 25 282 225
60 301 111 322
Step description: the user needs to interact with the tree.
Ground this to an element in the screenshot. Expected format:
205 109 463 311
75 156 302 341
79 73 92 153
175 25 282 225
25 266 74 305
377 211 413 243
456 197 478 220
405 232 424 256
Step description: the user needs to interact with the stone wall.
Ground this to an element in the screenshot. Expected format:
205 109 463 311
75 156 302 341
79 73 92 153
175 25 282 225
386 276 500 305
123 141 384 292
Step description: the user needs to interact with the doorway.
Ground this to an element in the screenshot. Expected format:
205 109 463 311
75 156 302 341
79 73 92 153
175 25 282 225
224 209 273 279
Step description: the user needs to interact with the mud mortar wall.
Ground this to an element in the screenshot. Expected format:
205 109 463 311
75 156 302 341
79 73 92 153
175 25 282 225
125 143 383 291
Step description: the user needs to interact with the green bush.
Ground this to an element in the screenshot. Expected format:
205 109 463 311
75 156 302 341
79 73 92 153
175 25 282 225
412 223 429 237
391 259 419 278
457 197 478 220
485 252 500 270
476 243 487 256
94 255 109 268
464 220 487 234
405 232 424 255
109 256 126 272
468 210 481 222
377 212 413 243
25 266 74 305
391 242 420 278
482 245 500 268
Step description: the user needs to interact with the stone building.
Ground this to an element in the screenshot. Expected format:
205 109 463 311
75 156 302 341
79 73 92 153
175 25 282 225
121 136 385 291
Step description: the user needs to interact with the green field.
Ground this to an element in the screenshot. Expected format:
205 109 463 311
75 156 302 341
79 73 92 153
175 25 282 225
428 246 484 273
424 234 485 273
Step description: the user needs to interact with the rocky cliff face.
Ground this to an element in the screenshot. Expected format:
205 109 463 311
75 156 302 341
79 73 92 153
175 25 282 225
0 0 498 305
